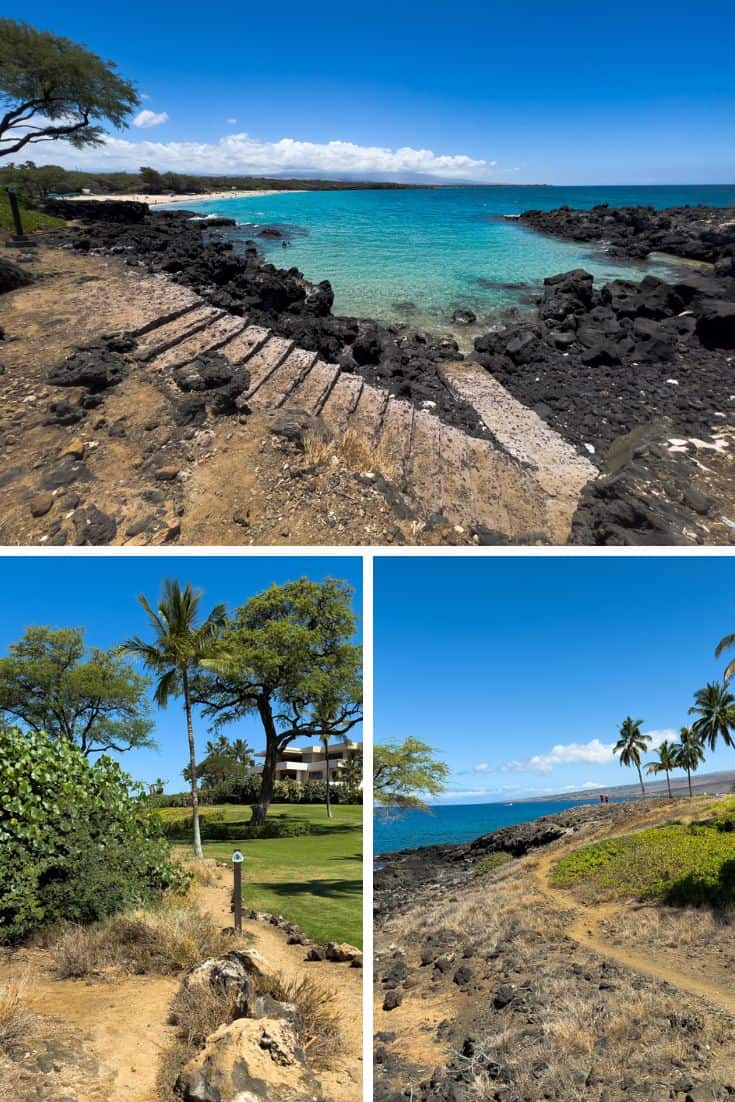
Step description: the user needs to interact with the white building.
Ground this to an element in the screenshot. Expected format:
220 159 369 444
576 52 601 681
254 740 362 786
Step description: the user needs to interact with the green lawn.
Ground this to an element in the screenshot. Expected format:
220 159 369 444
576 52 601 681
171 803 362 946
0 192 63 233
551 804 735 907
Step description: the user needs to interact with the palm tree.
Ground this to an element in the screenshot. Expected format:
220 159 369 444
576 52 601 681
689 682 735 751
645 739 678 799
614 716 650 796
673 726 705 797
320 732 352 819
715 632 735 682
121 580 225 858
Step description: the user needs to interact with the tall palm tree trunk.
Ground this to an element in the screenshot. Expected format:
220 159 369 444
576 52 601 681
665 768 672 799
636 763 646 797
182 669 203 859
323 735 332 819
687 766 692 797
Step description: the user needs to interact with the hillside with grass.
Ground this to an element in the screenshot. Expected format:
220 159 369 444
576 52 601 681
551 798 735 906
375 796 735 1102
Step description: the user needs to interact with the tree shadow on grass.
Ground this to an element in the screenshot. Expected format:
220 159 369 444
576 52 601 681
262 878 362 900
663 858 735 908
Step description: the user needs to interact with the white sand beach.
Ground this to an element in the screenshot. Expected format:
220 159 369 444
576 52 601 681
64 189 303 206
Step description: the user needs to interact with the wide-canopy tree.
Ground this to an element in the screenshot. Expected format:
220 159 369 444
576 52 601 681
193 578 362 825
374 737 449 810
0 625 154 756
0 19 139 158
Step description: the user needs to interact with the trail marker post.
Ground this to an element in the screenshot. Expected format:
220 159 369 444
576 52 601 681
5 188 25 239
232 850 244 933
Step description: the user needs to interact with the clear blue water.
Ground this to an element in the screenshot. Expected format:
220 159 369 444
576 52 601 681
374 797 631 855
169 184 735 335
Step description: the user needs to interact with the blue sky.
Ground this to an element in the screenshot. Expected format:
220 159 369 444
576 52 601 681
375 555 735 802
0 554 362 791
7 0 734 183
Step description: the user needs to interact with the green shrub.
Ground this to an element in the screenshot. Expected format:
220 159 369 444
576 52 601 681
551 820 735 907
473 851 514 877
0 727 188 943
0 191 63 233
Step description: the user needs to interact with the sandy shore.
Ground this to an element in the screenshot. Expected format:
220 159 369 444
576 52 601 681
64 189 303 206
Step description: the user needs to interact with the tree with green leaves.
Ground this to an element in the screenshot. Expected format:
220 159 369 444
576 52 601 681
139 165 163 194
0 20 139 158
374 737 449 810
193 578 362 825
0 726 185 943
645 739 678 799
0 625 154 756
121 580 226 858
613 717 650 796
715 631 735 682
689 682 735 752
183 734 253 800
340 748 363 795
673 726 706 797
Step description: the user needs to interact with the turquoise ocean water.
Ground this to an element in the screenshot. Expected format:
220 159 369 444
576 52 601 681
170 184 735 334
374 797 629 855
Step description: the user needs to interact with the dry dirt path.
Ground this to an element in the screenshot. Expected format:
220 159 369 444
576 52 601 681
532 842 735 1018
1 873 362 1102
193 869 363 1102
0 952 179 1102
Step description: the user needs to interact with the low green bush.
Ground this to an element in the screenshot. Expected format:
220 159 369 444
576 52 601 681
0 191 63 233
0 727 188 943
473 851 514 877
160 810 311 842
551 820 735 907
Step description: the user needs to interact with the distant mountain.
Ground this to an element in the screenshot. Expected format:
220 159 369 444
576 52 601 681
521 769 735 803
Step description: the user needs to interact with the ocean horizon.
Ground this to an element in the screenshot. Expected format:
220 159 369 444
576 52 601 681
172 183 735 337
373 796 634 855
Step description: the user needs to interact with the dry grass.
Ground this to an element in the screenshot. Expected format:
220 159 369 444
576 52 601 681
378 843 735 1102
156 967 341 1099
0 974 35 1053
303 426 397 479
169 982 240 1048
262 973 341 1069
51 901 231 979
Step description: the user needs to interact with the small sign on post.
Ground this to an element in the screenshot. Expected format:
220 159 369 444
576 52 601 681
5 187 25 240
232 850 244 934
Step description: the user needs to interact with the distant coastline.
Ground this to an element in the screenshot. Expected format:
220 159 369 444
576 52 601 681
64 188 305 206
374 768 735 854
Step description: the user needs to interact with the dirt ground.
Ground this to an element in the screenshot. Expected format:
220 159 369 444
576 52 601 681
0 869 362 1102
375 797 735 1101
0 241 474 546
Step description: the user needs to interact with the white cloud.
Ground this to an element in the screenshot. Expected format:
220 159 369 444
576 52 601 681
28 130 489 180
133 110 169 129
473 762 493 773
501 729 677 775
227 117 238 125
504 738 616 774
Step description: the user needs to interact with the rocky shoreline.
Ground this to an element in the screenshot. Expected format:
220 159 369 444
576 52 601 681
5 196 735 545
41 201 490 441
374 802 648 918
374 801 735 1102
